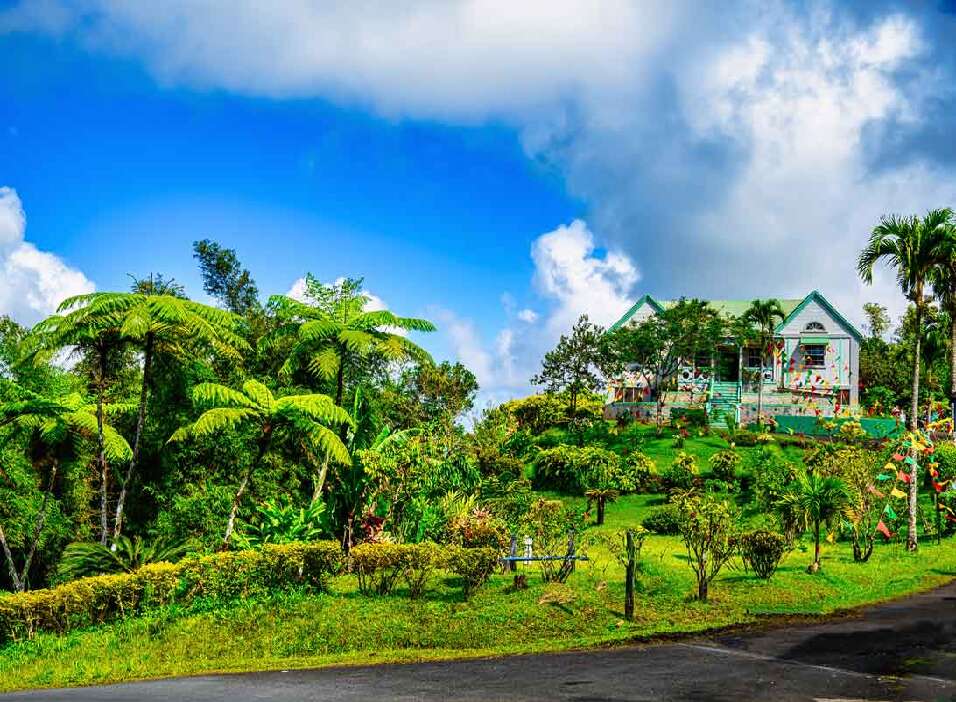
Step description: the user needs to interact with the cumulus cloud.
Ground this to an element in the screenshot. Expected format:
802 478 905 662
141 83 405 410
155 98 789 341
0 0 681 120
0 187 95 324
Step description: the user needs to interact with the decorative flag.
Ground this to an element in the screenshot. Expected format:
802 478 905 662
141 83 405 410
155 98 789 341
877 520 893 539
867 485 884 498
890 487 907 499
892 454 905 462
876 472 892 482
826 531 836 544
898 471 911 483
883 504 897 520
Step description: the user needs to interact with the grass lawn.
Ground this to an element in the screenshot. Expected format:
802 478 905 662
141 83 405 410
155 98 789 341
2 491 955 692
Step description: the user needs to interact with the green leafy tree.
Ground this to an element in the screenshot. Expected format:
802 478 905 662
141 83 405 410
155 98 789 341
192 239 261 317
170 380 351 548
674 493 738 602
267 276 435 418
742 299 786 427
532 315 608 417
0 387 131 590
859 208 953 550
928 222 956 425
780 472 848 573
862 302 891 340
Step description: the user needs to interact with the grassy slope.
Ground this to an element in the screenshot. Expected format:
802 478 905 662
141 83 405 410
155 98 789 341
3 490 955 692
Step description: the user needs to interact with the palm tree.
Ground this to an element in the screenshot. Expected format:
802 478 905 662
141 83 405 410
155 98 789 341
26 289 247 541
0 387 132 591
169 380 351 548
928 219 956 425
57 535 187 581
742 299 786 427
24 312 124 545
780 472 848 573
858 208 952 549
266 277 435 418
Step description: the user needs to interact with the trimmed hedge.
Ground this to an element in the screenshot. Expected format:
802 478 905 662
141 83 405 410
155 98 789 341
0 541 343 644
350 542 499 600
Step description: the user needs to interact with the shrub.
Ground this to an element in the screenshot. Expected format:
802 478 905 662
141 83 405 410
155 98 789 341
532 445 629 495
622 452 658 493
445 546 499 599
663 452 697 490
520 499 585 583
351 543 413 596
739 530 787 579
671 407 708 428
0 542 342 644
448 509 508 551
642 504 680 535
734 430 757 447
709 450 740 482
56 535 188 582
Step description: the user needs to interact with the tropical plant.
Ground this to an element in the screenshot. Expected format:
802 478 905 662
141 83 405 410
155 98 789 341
169 380 351 547
663 451 697 490
234 499 328 549
859 208 953 550
50 288 248 541
779 472 848 573
266 276 435 412
840 448 883 562
56 534 188 581
0 387 132 591
709 449 740 483
742 299 786 425
928 220 956 426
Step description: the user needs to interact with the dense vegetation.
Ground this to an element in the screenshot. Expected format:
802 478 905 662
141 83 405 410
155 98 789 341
4 210 956 690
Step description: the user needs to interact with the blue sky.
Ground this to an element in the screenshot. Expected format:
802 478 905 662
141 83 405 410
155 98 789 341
2 1 956 408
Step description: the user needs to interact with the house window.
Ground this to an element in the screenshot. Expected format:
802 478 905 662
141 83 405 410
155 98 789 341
744 347 763 369
803 321 826 332
803 344 826 367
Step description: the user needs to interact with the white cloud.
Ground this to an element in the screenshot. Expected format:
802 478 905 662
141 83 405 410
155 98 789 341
531 219 638 332
0 187 95 324
517 308 538 323
0 1 680 121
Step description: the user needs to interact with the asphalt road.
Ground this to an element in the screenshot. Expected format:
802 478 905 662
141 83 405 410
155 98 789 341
6 579 956 701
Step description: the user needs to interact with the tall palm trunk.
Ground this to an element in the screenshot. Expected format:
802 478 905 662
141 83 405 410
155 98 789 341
812 519 821 571
756 356 765 428
95 345 110 546
223 429 271 549
113 333 154 540
907 303 922 551
950 311 956 432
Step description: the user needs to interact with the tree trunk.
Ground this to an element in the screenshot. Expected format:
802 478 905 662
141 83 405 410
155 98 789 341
19 460 57 588
813 519 821 569
222 430 271 549
0 524 22 593
950 313 956 433
907 305 922 551
311 455 330 505
697 572 708 602
596 497 606 526
756 355 765 429
96 346 110 546
113 333 154 540
624 530 635 621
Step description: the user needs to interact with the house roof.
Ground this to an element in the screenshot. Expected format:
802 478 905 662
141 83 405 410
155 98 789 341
609 290 863 342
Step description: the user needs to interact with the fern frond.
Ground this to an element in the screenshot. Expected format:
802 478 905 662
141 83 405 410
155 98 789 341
191 383 259 410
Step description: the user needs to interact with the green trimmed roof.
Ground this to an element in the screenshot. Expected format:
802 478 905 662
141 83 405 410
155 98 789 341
610 295 801 331
610 290 863 342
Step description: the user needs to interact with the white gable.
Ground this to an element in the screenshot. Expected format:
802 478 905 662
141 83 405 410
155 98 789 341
777 298 853 337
